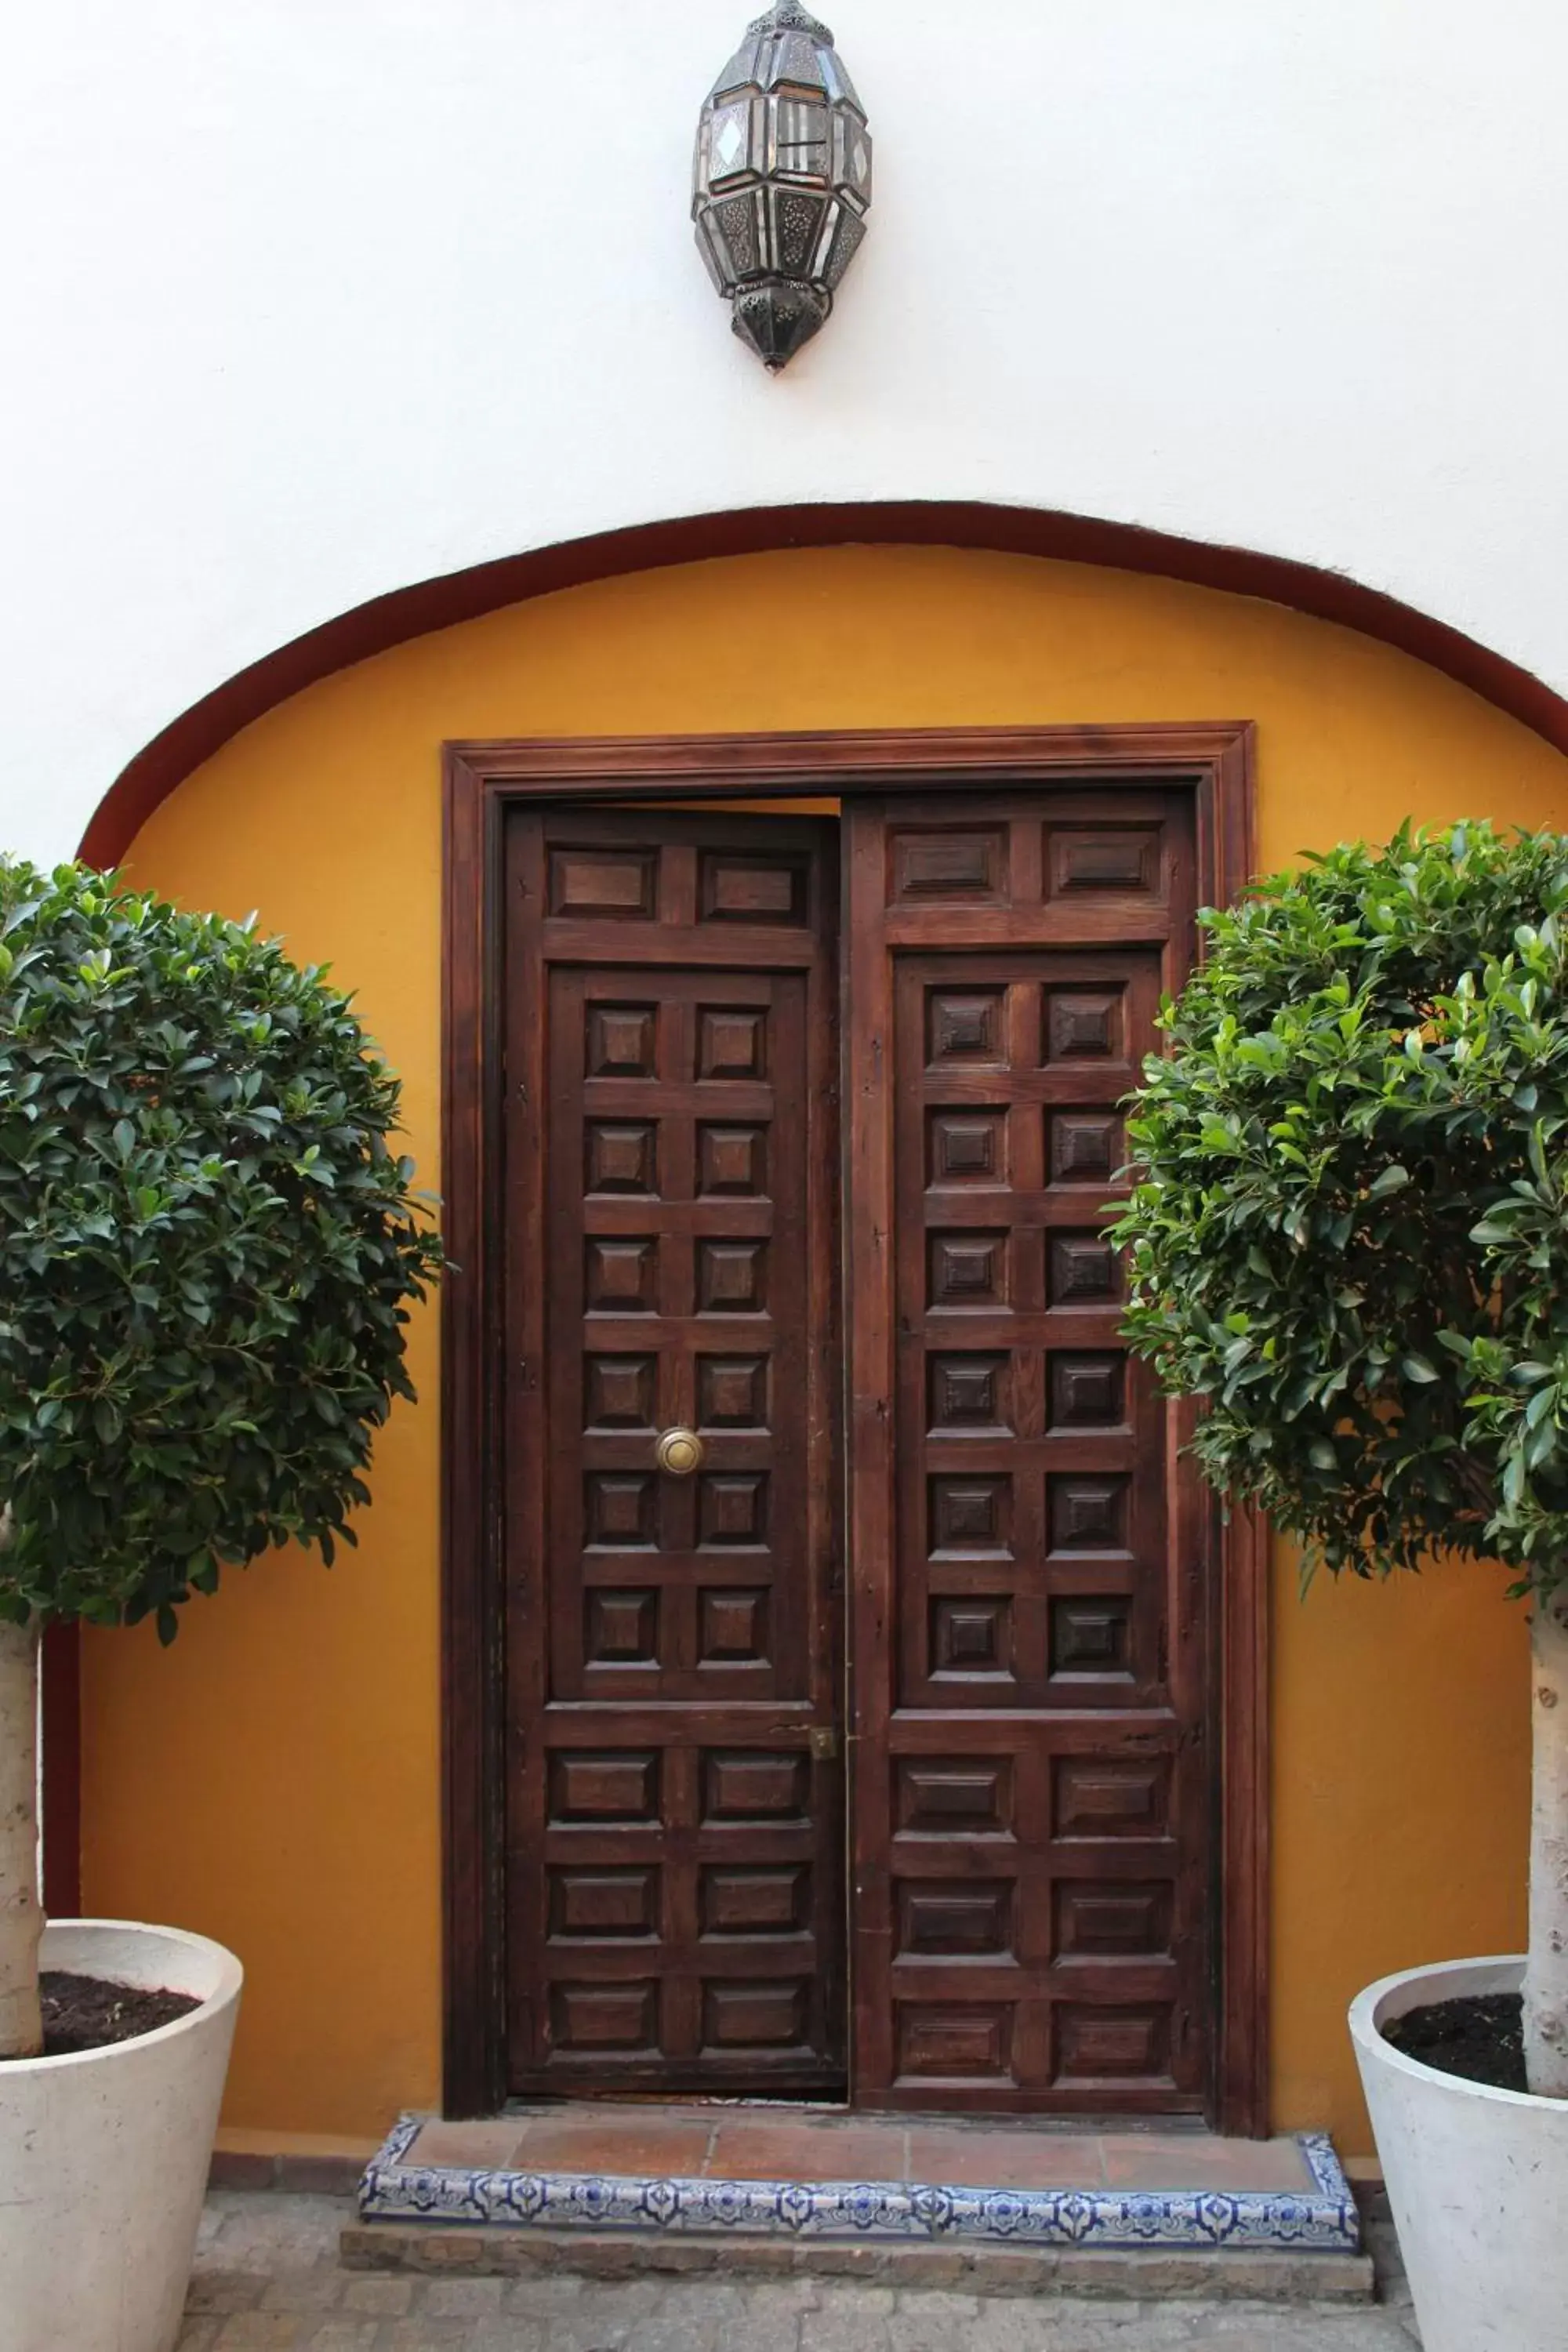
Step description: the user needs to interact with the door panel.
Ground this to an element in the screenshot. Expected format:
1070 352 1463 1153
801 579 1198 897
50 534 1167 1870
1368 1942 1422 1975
847 794 1212 2114
504 812 844 2096
896 950 1169 1719
548 967 814 1708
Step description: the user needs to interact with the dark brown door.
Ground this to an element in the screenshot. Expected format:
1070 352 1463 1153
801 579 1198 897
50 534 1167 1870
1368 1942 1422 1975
503 811 845 2096
846 794 1214 2114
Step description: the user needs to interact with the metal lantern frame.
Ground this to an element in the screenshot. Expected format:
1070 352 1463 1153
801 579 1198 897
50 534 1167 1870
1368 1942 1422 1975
692 5 873 372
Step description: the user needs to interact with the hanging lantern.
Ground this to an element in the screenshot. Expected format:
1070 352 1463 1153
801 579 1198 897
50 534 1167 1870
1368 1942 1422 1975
691 5 873 372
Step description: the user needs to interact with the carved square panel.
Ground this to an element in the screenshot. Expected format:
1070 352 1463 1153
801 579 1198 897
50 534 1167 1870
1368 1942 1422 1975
1048 1352 1126 1428
1047 1475 1128 1551
550 1981 657 2052
549 1867 658 1940
699 1587 771 1664
584 1122 657 1199
699 1007 768 1080
585 1472 657 1548
1049 1111 1123 1185
585 1238 656 1314
583 1355 656 1431
1045 826 1163 898
890 828 1007 902
928 1109 1007 1187
697 1240 767 1312
584 1588 659 1665
586 1004 658 1078
1047 1232 1121 1305
927 987 1007 1066
928 1231 1007 1308
701 1865 808 1937
1044 988 1124 1064
702 1980 808 2049
1050 1596 1133 1677
698 1472 768 1547
1054 1881 1173 1959
550 848 658 920
896 1882 1012 1956
931 1595 1014 1677
896 1756 1014 1836
895 2004 1013 2081
928 1353 1012 1432
1054 1755 1171 1839
549 1751 659 1823
700 851 806 923
928 1475 1012 1557
698 1123 769 1196
697 1355 768 1428
1053 2004 1173 2085
703 1751 809 1821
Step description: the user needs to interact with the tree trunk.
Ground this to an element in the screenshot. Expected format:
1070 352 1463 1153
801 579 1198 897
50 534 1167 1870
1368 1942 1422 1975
0 1612 43 2060
1524 1589 1568 2097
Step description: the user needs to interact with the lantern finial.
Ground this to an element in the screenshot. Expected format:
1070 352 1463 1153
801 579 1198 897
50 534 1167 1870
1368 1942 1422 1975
748 5 834 34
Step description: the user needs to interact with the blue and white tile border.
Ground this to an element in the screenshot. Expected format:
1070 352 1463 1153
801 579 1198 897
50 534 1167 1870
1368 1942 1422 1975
359 2116 1361 2254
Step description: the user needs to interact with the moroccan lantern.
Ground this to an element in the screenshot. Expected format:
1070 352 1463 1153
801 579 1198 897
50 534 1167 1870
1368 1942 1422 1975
691 4 873 372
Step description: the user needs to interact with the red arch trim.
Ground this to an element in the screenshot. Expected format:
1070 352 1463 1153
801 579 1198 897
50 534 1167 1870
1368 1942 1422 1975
80 499 1568 868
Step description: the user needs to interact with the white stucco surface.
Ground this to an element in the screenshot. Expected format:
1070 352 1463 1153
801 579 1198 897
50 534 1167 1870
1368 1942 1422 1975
4 0 1566 864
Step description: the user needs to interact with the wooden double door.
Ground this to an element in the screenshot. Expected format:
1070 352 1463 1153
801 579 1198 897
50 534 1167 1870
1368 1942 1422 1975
501 791 1214 2116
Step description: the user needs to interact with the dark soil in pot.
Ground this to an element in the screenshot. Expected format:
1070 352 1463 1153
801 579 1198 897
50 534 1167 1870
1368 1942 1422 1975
1381 1992 1527 2092
34 1972 199 2056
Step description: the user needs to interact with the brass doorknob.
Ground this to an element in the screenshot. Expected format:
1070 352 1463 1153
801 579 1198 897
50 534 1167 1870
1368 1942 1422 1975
655 1427 705 1476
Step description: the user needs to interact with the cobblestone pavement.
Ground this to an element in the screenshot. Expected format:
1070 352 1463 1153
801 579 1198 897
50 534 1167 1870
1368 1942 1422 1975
181 2194 1421 2352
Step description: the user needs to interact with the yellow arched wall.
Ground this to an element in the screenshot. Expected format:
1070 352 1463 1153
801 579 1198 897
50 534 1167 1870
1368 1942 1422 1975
86 545 1559 2157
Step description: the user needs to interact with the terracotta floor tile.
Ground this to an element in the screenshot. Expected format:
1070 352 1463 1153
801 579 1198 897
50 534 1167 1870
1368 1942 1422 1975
706 2121 909 2183
403 2109 1317 2207
405 2118 528 2169
905 2127 1107 2189
509 2114 714 2177
1099 2132 1313 2191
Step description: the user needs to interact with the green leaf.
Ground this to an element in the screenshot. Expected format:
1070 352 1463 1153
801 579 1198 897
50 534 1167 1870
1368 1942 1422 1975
1368 1164 1410 1198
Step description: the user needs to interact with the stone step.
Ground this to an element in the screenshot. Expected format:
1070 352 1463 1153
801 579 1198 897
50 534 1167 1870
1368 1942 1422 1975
343 2217 1374 2301
343 2107 1370 2301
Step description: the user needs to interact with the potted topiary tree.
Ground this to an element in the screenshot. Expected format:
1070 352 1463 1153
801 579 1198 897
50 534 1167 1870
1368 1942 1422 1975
0 861 441 2352
1111 820 1568 2352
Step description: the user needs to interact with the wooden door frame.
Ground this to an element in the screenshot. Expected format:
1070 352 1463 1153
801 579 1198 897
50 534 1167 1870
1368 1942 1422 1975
441 723 1266 2131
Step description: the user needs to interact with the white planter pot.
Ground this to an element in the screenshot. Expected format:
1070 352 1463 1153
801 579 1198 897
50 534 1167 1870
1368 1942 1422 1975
1351 1955 1568 2352
0 1918 242 2352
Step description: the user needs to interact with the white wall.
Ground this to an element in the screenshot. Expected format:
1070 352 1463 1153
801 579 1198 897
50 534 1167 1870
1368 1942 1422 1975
5 0 1566 864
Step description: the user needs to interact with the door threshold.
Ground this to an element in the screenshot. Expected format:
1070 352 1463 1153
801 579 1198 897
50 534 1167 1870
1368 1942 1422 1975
352 2105 1362 2268
506 2092 852 2114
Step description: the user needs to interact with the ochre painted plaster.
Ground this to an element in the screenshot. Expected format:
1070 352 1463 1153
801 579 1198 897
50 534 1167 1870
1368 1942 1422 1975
87 546 1555 2151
